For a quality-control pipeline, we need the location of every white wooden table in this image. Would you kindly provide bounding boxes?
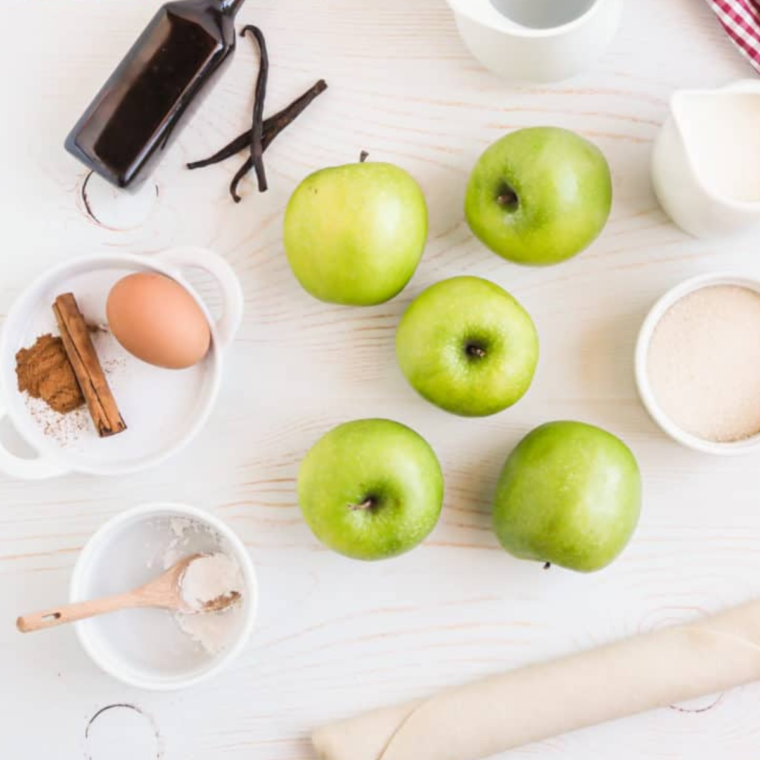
[2,1,760,757]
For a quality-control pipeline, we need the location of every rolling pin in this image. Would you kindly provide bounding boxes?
[313,600,760,760]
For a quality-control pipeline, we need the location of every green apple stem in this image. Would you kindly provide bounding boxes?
[497,188,519,210]
[466,344,487,359]
[348,497,375,511]
[360,150,369,163]
[543,562,552,570]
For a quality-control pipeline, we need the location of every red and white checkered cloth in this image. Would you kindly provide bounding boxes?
[708,0,760,72]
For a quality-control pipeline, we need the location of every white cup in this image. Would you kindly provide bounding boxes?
[0,246,244,478]
[635,272,760,456]
[444,0,624,83]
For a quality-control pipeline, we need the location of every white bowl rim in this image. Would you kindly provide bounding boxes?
[444,0,615,39]
[70,502,258,691]
[635,271,760,456]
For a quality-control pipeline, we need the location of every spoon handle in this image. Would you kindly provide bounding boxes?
[16,592,145,633]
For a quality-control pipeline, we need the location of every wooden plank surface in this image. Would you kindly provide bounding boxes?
[2,0,760,757]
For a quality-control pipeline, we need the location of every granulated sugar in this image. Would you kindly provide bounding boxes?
[647,285,760,443]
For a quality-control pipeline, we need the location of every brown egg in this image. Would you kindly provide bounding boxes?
[106,273,211,369]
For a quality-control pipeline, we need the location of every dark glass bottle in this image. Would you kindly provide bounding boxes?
[65,0,245,189]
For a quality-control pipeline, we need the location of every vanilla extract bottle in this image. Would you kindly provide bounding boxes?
[65,0,245,189]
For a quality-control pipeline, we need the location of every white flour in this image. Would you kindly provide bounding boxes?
[180,553,243,612]
[648,285,760,442]
[157,518,244,656]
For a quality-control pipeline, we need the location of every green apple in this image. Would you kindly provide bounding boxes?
[297,419,444,560]
[396,276,538,417]
[465,127,612,266]
[493,421,641,572]
[283,160,428,305]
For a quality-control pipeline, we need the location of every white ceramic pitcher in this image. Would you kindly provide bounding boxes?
[443,0,624,83]
[652,80,760,239]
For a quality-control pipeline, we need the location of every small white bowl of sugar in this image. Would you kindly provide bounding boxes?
[636,272,760,455]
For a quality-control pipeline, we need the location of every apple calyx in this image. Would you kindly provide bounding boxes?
[348,497,377,511]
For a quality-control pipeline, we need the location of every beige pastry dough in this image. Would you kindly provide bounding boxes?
[313,601,760,760]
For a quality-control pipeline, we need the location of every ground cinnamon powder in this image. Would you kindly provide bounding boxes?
[16,334,85,414]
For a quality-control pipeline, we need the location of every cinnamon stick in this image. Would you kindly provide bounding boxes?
[52,294,126,438]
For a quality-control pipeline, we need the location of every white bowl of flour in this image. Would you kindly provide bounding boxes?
[636,272,760,455]
[70,503,257,690]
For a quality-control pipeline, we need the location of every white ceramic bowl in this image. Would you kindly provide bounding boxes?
[635,272,760,456]
[443,0,623,84]
[0,247,243,479]
[70,503,257,691]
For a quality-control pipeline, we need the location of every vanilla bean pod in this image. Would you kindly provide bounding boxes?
[186,22,328,204]
[187,79,327,170]
[229,25,269,202]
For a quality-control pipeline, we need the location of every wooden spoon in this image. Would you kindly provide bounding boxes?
[16,554,241,634]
